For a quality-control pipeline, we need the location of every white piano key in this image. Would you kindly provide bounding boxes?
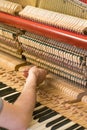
[0,86,9,90]
[27,128,33,130]
[2,91,19,99]
[74,127,81,130]
[31,106,49,126]
[40,118,67,130]
[29,119,39,129]
[75,126,86,130]
[29,114,62,130]
[56,121,75,130]
[34,104,45,111]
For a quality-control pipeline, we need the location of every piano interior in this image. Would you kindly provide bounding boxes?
[0,0,87,129]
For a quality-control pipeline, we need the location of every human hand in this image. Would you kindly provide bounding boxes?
[23,66,47,86]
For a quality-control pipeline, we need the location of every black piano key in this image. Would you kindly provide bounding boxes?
[46,116,66,127]
[34,109,53,120]
[0,87,16,97]
[65,123,81,130]
[51,119,71,130]
[4,92,20,100]
[76,126,85,130]
[4,92,21,103]
[33,106,48,116]
[38,111,58,123]
[0,82,7,88]
[35,102,41,108]
[7,97,19,103]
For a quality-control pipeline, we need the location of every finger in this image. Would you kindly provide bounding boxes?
[23,65,35,77]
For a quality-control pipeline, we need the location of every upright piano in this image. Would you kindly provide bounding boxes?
[0,0,87,129]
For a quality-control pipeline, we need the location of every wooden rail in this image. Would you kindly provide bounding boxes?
[0,12,87,50]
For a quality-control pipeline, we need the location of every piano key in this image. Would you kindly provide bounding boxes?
[32,107,52,126]
[32,111,57,127]
[0,86,15,91]
[65,123,83,130]
[51,119,71,130]
[33,105,53,121]
[4,92,21,103]
[7,97,19,103]
[42,116,81,130]
[38,111,58,123]
[33,106,48,116]
[0,84,20,103]
[56,121,75,130]
[0,87,16,97]
[29,114,62,130]
[46,116,66,127]
[35,102,41,108]
[34,104,46,112]
[32,112,77,130]
[76,126,85,130]
[3,91,20,100]
[0,87,10,91]
[34,109,53,120]
[0,82,7,88]
[27,129,32,130]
